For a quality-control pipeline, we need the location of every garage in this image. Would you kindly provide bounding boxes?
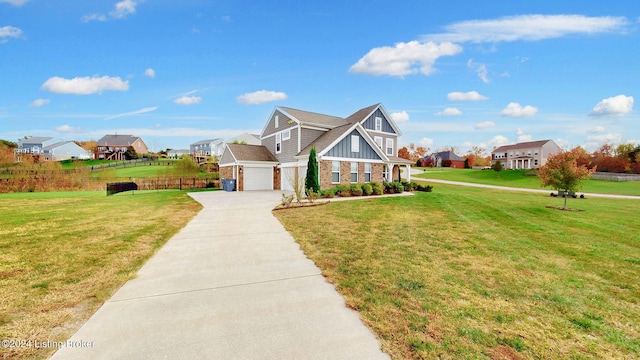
[243,166,273,191]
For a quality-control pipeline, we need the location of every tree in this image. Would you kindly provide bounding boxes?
[305,146,319,195]
[124,146,139,160]
[492,160,503,173]
[398,146,411,160]
[537,148,596,209]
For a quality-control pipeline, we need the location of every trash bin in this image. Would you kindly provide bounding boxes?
[222,178,236,192]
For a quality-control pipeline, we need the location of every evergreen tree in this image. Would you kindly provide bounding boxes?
[305,146,320,194]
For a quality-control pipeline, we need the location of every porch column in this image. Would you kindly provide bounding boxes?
[406,164,411,182]
[528,159,531,168]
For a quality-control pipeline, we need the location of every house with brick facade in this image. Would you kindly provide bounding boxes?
[491,139,561,170]
[95,134,148,160]
[219,103,412,191]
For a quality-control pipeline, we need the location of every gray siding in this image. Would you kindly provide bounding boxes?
[362,109,396,134]
[219,148,236,164]
[262,110,295,137]
[300,127,325,152]
[278,127,299,163]
[325,130,382,160]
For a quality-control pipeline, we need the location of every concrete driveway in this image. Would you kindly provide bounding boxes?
[52,190,389,360]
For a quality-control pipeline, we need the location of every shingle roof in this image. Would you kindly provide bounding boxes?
[96,135,141,146]
[345,103,380,123]
[298,123,355,156]
[493,140,552,153]
[21,136,54,144]
[226,144,278,162]
[279,107,346,128]
[191,138,223,146]
[431,151,463,161]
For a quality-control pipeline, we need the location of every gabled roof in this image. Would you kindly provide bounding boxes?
[297,122,389,162]
[345,103,380,124]
[21,136,54,144]
[431,151,463,161]
[191,138,223,146]
[278,107,345,128]
[96,134,142,146]
[43,141,71,151]
[225,144,278,162]
[493,140,553,153]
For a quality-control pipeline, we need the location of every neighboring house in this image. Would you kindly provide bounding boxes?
[421,151,465,168]
[227,133,261,146]
[14,137,90,161]
[219,103,413,191]
[190,138,225,157]
[167,149,190,159]
[491,139,561,169]
[95,134,149,160]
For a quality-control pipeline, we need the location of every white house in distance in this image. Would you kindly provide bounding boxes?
[227,132,261,145]
[15,136,91,161]
[491,139,561,170]
[190,139,225,158]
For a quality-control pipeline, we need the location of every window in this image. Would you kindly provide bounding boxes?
[375,117,382,131]
[275,115,279,128]
[331,161,340,183]
[374,136,383,149]
[509,152,514,157]
[527,150,532,156]
[386,138,393,155]
[351,135,360,152]
[276,133,281,154]
[383,165,390,181]
[534,150,539,156]
[364,163,371,182]
[282,129,290,140]
[350,162,358,183]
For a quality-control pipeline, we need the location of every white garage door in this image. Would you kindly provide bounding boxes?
[243,167,273,191]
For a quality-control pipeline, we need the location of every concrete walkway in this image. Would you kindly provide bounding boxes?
[52,191,389,360]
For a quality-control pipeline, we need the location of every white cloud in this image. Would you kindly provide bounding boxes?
[105,106,158,120]
[236,90,287,105]
[586,133,624,148]
[349,40,462,77]
[419,137,434,148]
[174,96,202,105]
[424,15,629,43]
[144,68,155,78]
[56,124,82,133]
[589,95,633,117]
[476,64,490,83]
[435,107,462,116]
[390,110,410,122]
[0,26,22,43]
[588,126,605,133]
[488,135,510,149]
[517,129,533,142]
[29,98,50,108]
[110,0,139,19]
[40,75,129,95]
[501,102,538,117]
[82,0,140,22]
[475,121,495,129]
[81,14,107,22]
[0,0,29,6]
[447,91,488,101]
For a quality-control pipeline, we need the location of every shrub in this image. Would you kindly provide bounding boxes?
[370,182,383,195]
[320,188,337,198]
[383,181,393,194]
[362,183,373,196]
[350,183,363,196]
[336,184,351,197]
[416,184,433,192]
[391,181,404,193]
[443,159,452,167]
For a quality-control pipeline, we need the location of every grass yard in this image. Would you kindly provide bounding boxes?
[414,168,640,196]
[274,186,640,359]
[0,190,201,360]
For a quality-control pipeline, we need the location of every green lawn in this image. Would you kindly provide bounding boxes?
[414,168,640,196]
[275,186,640,359]
[0,190,201,360]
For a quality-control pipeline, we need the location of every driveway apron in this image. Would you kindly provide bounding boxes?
[51,190,389,360]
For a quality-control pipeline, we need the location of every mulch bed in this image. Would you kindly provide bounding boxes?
[273,201,330,211]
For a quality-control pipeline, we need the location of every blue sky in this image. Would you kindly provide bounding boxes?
[1,0,638,153]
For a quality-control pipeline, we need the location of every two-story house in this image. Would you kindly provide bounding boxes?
[95,134,148,160]
[15,137,90,161]
[491,139,561,170]
[219,103,412,191]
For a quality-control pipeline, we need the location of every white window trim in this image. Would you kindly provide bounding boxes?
[364,163,371,182]
[282,129,291,141]
[276,133,282,154]
[375,117,382,132]
[331,161,340,184]
[374,136,383,149]
[350,162,358,183]
[351,135,360,153]
[386,138,393,156]
[275,115,279,128]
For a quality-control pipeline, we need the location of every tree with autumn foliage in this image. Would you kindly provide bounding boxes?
[537,148,596,210]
